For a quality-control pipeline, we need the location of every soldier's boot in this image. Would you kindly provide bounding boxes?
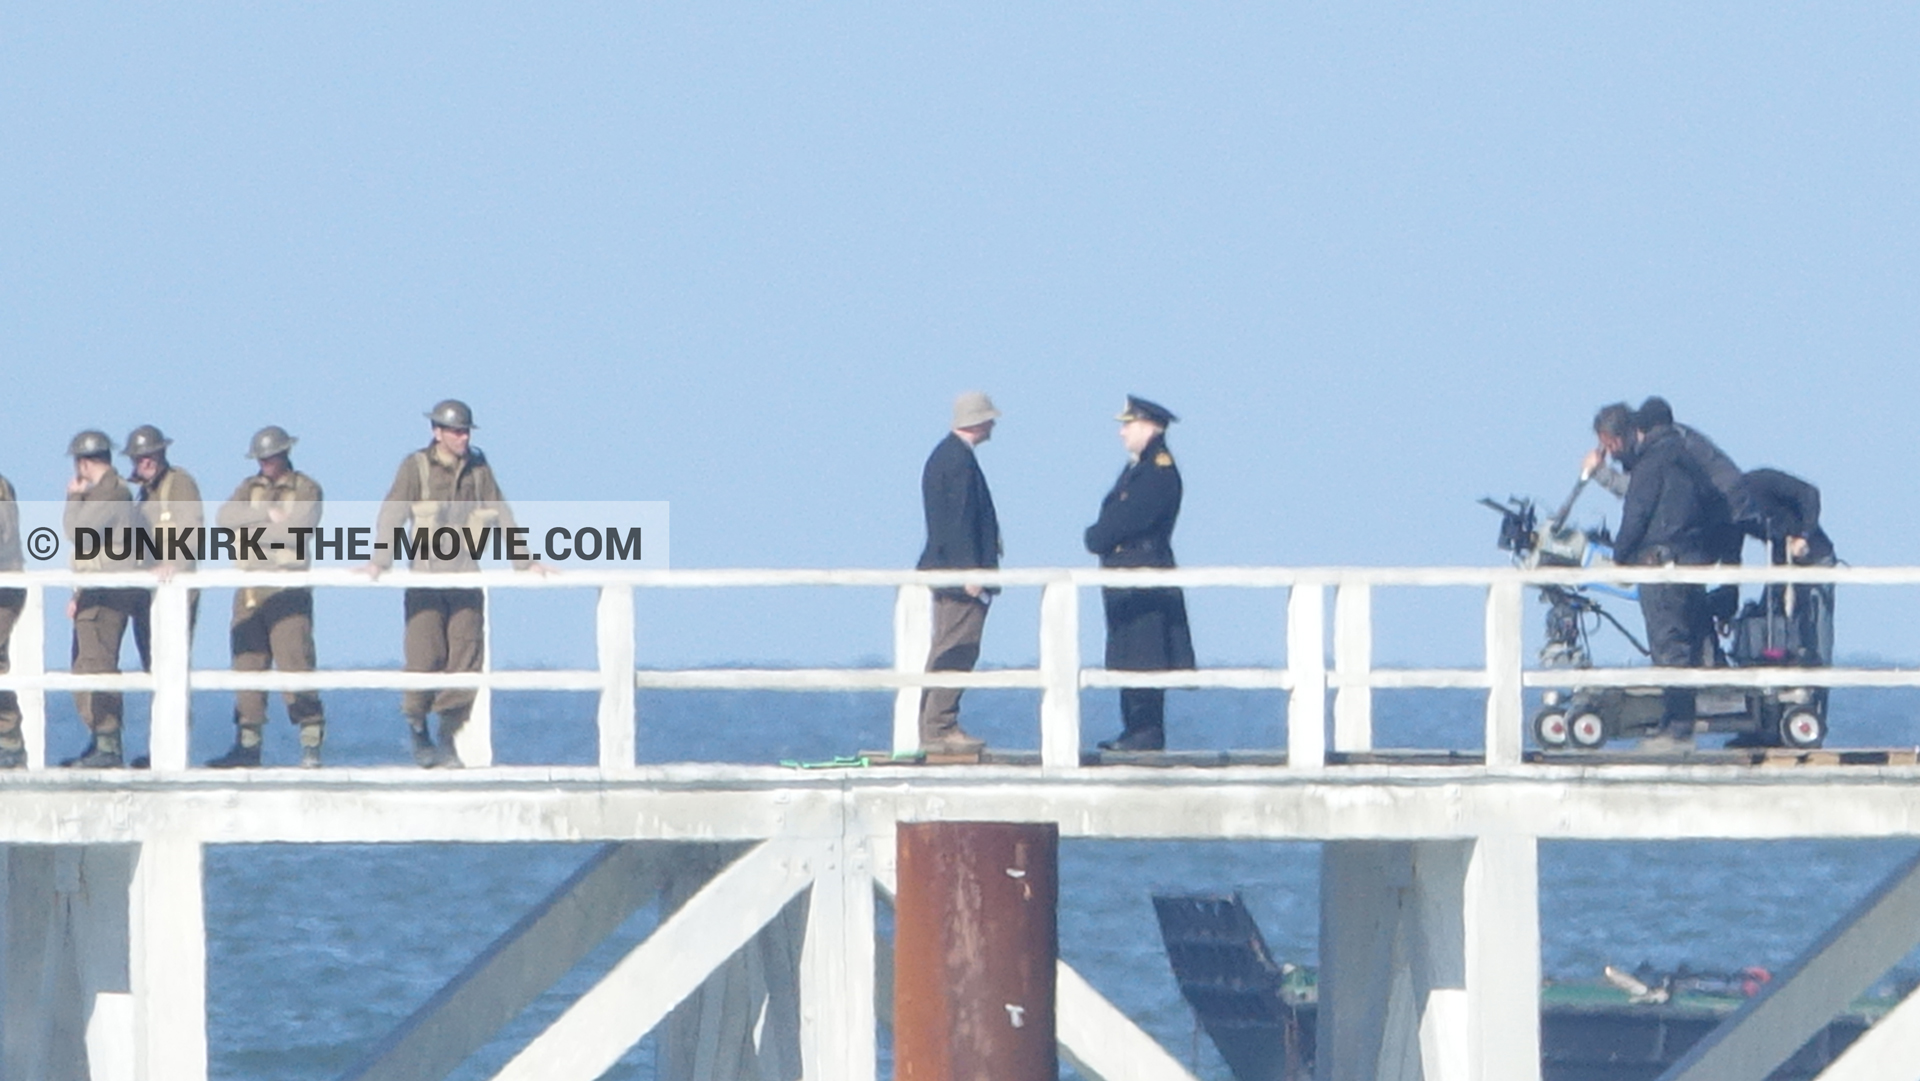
[299,722,324,769]
[208,726,264,769]
[431,713,465,770]
[407,716,436,767]
[64,731,123,769]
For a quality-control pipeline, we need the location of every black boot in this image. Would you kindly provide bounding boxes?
[1099,689,1168,751]
[208,728,264,768]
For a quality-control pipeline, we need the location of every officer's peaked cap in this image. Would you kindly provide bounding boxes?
[1116,395,1177,426]
[427,399,478,429]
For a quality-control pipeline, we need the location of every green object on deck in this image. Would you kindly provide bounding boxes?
[777,754,875,770]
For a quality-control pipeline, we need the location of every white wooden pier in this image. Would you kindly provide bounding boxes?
[2,563,1920,1081]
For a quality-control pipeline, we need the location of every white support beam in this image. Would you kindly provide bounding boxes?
[596,585,637,770]
[1332,582,1373,752]
[1814,983,1920,1081]
[1412,842,1470,1081]
[892,585,932,755]
[454,586,495,768]
[1318,839,1540,1081]
[130,835,206,1081]
[1482,581,1524,766]
[15,585,46,770]
[147,583,192,772]
[799,837,876,1081]
[1662,849,1920,1081]
[1287,584,1327,769]
[1057,963,1202,1081]
[660,891,807,1081]
[487,837,822,1081]
[1039,579,1082,768]
[3,846,137,1080]
[1465,836,1540,1081]
[344,842,724,1081]
[1320,842,1416,1081]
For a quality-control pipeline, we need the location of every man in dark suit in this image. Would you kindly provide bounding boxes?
[915,392,1002,753]
[1085,395,1194,751]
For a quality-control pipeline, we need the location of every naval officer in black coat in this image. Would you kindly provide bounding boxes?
[1084,395,1195,751]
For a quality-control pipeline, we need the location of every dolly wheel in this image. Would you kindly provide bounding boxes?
[1534,711,1570,749]
[1779,708,1827,750]
[1569,712,1608,749]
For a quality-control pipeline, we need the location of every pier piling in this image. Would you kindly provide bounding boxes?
[895,821,1058,1081]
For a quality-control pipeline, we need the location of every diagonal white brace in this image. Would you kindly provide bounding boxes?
[1813,981,1920,1081]
[343,842,740,1081]
[1661,848,1920,1081]
[486,836,823,1081]
[1057,963,1202,1081]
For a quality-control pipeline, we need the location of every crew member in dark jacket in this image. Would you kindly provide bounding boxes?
[1612,411,1733,745]
[1736,467,1836,669]
[1588,398,1745,633]
[1737,468,1834,567]
[1084,395,1194,751]
[915,392,1002,754]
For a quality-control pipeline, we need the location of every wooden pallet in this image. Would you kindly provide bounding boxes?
[857,747,1015,766]
[1755,747,1920,768]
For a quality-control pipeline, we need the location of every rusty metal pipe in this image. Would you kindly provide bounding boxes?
[895,821,1058,1081]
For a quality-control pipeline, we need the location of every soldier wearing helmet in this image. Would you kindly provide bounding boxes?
[0,471,23,768]
[123,424,205,672]
[208,426,327,768]
[62,429,141,767]
[364,400,541,767]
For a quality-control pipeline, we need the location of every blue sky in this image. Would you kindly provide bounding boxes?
[5,5,1918,667]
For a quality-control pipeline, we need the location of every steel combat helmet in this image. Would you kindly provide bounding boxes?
[426,399,477,430]
[122,424,173,459]
[68,430,113,459]
[247,425,297,460]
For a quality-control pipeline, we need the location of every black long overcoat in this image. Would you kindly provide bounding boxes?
[1083,434,1195,671]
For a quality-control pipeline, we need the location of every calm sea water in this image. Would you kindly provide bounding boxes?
[69,685,1919,1080]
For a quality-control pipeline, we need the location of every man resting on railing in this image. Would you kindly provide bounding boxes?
[364,399,544,768]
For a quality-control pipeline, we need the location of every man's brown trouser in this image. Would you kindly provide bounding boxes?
[917,591,988,741]
[0,589,22,746]
[71,588,144,735]
[403,587,483,725]
[231,587,323,729]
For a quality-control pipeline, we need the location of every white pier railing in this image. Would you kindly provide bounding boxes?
[0,564,1904,772]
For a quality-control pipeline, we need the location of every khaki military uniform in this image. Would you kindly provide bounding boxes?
[374,445,527,726]
[130,465,203,671]
[218,469,324,733]
[66,470,140,736]
[0,476,24,750]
